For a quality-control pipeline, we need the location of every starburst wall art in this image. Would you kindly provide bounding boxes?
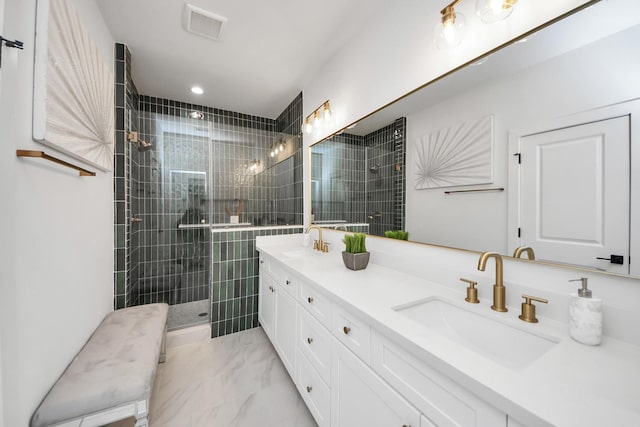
[414,115,494,190]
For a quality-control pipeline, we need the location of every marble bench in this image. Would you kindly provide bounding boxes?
[30,303,169,427]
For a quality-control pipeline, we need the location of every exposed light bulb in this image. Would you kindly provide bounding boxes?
[270,150,275,157]
[323,105,332,121]
[278,142,285,152]
[434,7,466,50]
[304,118,313,134]
[475,0,517,23]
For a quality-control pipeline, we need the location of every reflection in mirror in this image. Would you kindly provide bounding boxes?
[311,118,406,236]
[310,0,640,276]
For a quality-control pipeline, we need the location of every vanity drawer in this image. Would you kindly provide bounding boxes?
[260,255,297,297]
[371,331,506,427]
[297,348,331,427]
[298,304,332,385]
[298,280,332,328]
[332,303,371,365]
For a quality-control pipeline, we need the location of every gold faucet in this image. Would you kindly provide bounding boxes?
[513,246,535,260]
[477,252,508,312]
[305,225,323,252]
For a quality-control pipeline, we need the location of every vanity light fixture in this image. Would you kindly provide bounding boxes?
[303,100,332,134]
[435,0,518,49]
[434,0,466,50]
[191,86,204,95]
[188,110,204,119]
[475,0,518,23]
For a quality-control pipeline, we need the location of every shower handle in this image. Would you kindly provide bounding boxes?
[130,217,143,223]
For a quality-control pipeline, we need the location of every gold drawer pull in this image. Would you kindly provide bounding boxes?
[307,297,314,303]
[285,279,291,285]
[306,386,313,393]
[343,326,351,335]
[307,337,313,344]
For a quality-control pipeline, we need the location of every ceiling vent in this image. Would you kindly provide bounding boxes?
[183,4,227,41]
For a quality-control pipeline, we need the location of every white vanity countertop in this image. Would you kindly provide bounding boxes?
[257,235,640,427]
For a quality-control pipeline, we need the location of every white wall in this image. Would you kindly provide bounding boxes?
[405,25,640,253]
[0,0,5,422]
[0,0,114,425]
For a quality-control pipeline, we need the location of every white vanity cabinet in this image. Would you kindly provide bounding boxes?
[371,331,507,427]
[258,255,297,377]
[332,337,421,427]
[258,252,510,427]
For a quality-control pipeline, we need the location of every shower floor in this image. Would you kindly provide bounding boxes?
[167,299,210,331]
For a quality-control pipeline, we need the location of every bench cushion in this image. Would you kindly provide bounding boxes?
[31,303,168,427]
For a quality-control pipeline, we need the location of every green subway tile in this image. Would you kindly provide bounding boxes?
[115,295,125,309]
[213,243,221,262]
[232,318,239,333]
[115,272,125,294]
[115,225,126,248]
[233,299,240,317]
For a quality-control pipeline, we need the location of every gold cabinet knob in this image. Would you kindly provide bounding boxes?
[307,337,313,344]
[519,294,548,323]
[286,280,291,285]
[307,297,314,304]
[343,326,351,335]
[306,386,313,393]
[460,278,479,304]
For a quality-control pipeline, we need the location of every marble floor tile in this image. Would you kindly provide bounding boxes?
[106,326,317,427]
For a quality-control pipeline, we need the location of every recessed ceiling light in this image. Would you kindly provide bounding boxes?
[191,86,204,95]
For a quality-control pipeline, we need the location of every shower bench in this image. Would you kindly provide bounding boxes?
[30,303,169,427]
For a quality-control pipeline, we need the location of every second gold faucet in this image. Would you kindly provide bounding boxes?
[477,251,507,312]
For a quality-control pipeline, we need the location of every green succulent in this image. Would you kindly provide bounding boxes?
[343,233,367,254]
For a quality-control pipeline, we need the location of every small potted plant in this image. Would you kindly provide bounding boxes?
[384,230,409,241]
[342,233,370,271]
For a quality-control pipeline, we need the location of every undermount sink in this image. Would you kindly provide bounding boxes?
[394,297,559,371]
[280,247,318,259]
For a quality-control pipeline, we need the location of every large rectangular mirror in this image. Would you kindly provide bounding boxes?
[311,0,640,277]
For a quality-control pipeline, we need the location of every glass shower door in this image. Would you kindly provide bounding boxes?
[130,114,213,330]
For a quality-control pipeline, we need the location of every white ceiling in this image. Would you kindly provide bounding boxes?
[96,0,385,119]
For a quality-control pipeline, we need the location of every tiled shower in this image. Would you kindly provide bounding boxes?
[114,43,304,333]
[311,118,406,236]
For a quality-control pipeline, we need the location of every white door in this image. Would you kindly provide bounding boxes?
[519,116,630,274]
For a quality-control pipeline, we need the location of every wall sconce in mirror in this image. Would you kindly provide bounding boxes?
[248,159,260,172]
[303,100,332,134]
[270,139,286,157]
[435,0,518,49]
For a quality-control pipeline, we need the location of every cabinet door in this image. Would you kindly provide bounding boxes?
[258,273,275,339]
[274,283,297,377]
[332,338,420,427]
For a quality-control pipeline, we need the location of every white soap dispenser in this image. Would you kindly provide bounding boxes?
[568,278,602,346]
